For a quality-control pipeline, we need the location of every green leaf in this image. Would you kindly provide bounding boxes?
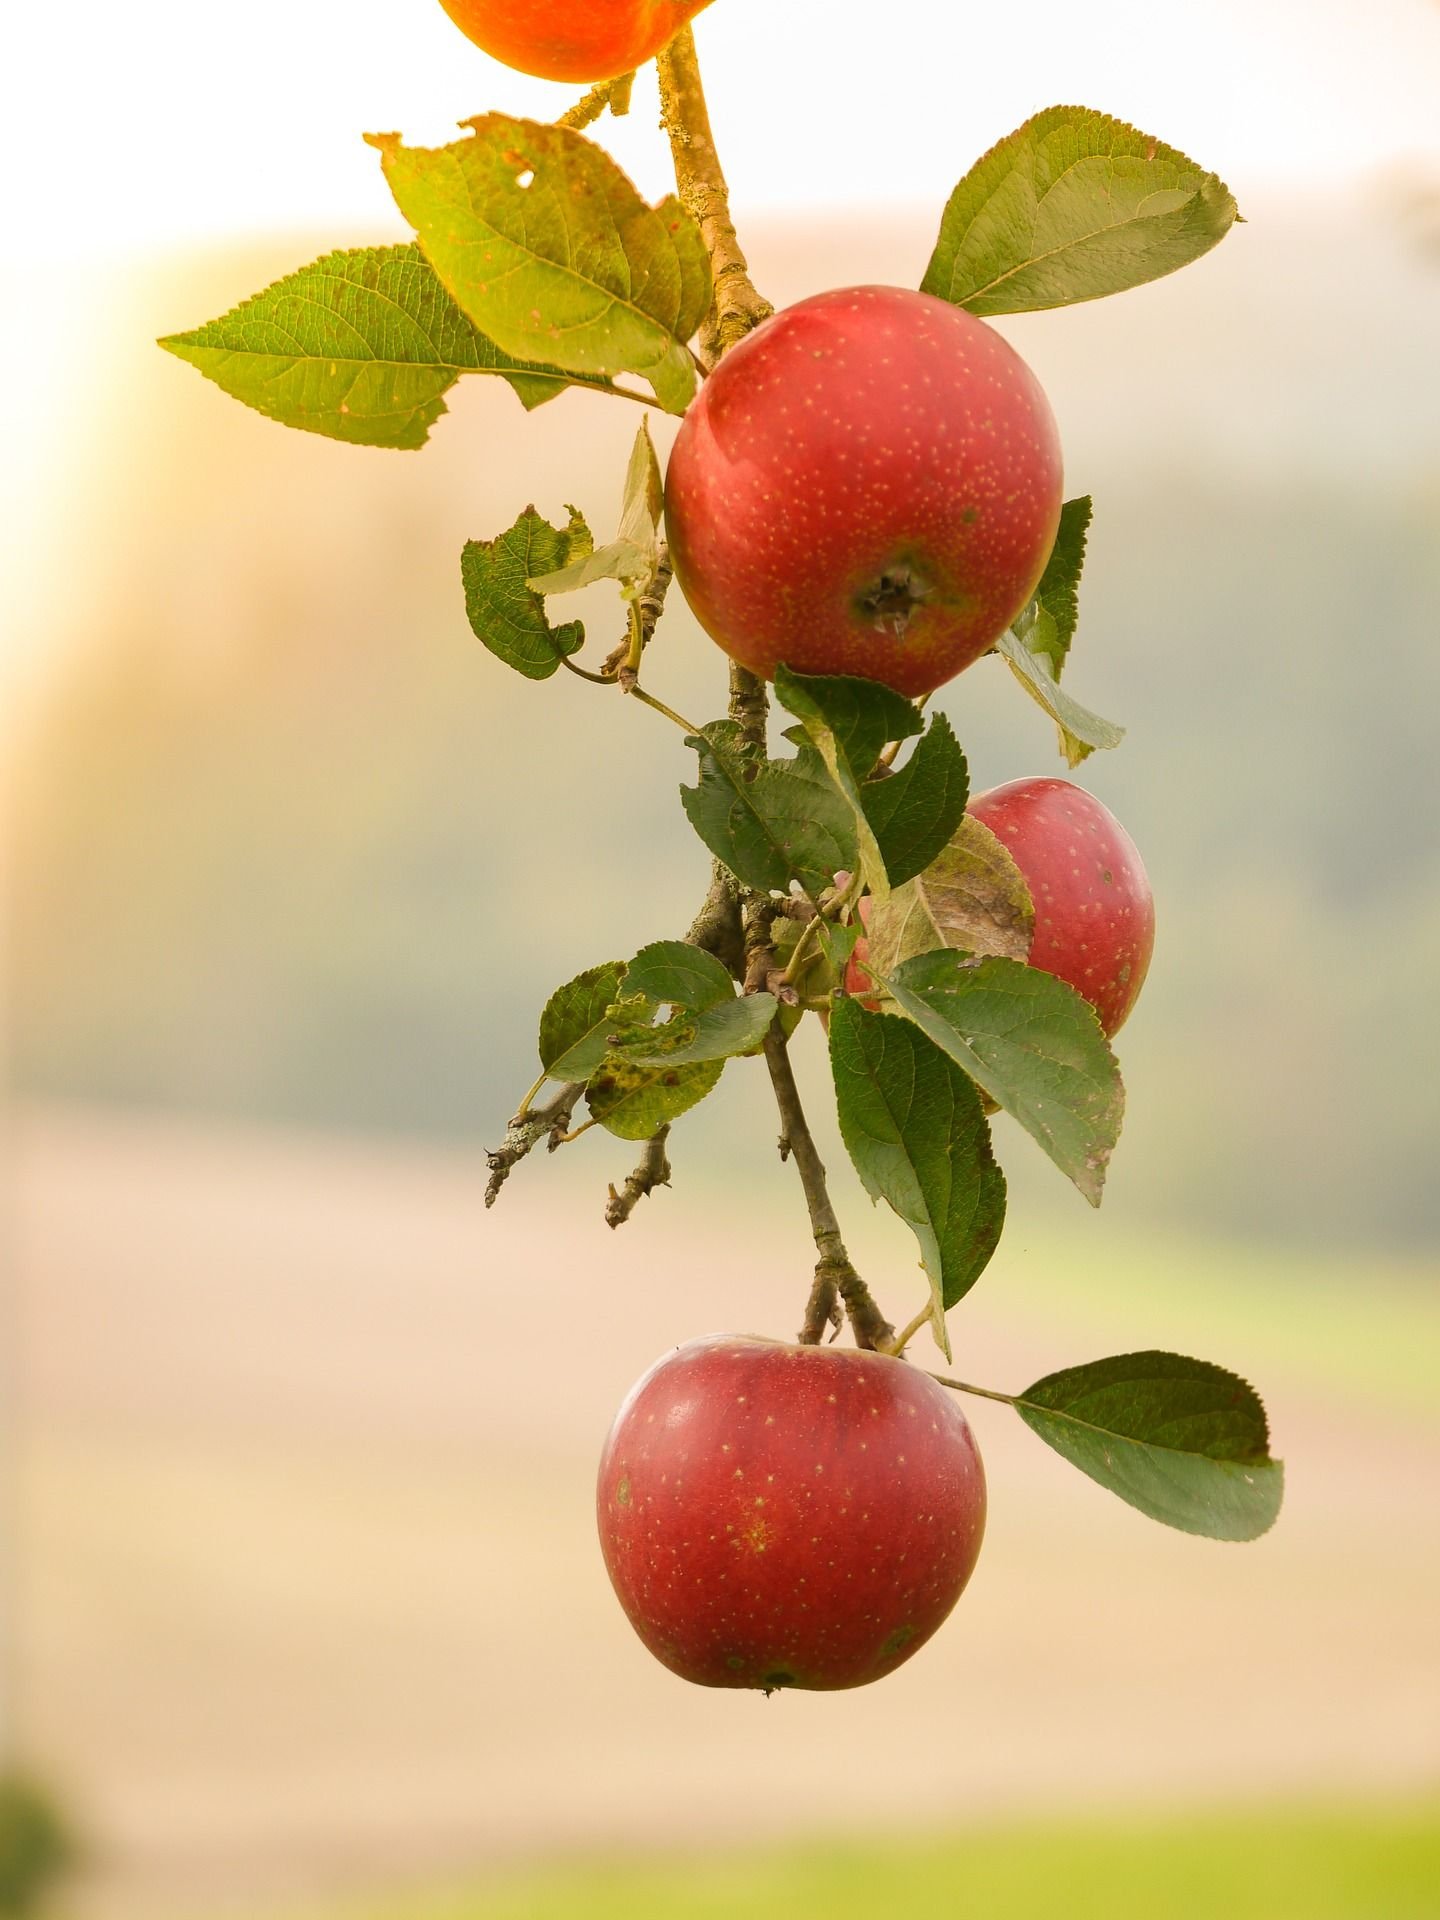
[994,495,1122,767]
[882,949,1124,1205]
[461,506,591,680]
[680,721,857,899]
[857,711,971,888]
[773,668,925,901]
[1010,1351,1284,1541]
[585,996,724,1139]
[528,420,663,597]
[618,993,778,1067]
[922,107,1240,316]
[1030,496,1093,667]
[370,116,710,413]
[623,940,735,1013]
[157,244,601,450]
[995,624,1126,768]
[537,961,627,1081]
[830,1001,1006,1356]
[864,816,1035,990]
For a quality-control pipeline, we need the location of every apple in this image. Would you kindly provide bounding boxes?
[435,0,712,83]
[597,1334,986,1690]
[968,777,1154,1037]
[845,780,1154,1037]
[664,285,1063,698]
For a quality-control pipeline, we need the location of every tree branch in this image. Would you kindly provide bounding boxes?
[655,27,774,364]
[556,72,635,131]
[762,1028,894,1350]
[485,1083,584,1207]
[605,1125,673,1229]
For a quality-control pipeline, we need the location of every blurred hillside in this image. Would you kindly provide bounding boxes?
[8,197,1440,1251]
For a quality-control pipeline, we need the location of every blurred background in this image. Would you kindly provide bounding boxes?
[3,1,1439,1915]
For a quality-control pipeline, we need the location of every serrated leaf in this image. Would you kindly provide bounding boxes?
[585,998,724,1140]
[858,711,971,887]
[623,940,735,1013]
[882,949,1124,1205]
[680,721,857,899]
[370,116,710,414]
[461,507,591,680]
[157,244,606,450]
[864,816,1035,992]
[922,106,1240,316]
[1030,496,1093,667]
[619,993,778,1067]
[528,420,662,596]
[537,961,627,1080]
[995,625,1126,768]
[774,668,926,902]
[1011,1351,1283,1540]
[830,1002,1006,1355]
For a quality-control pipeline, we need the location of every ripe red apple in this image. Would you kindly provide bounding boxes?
[597,1334,986,1691]
[845,781,1154,1037]
[435,0,711,82]
[969,777,1154,1037]
[664,286,1063,698]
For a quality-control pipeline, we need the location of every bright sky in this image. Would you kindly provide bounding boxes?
[14,0,1440,259]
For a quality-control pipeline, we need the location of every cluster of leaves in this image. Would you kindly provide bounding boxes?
[160,90,1281,1541]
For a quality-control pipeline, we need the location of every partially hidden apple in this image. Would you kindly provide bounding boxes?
[665,285,1063,697]
[597,1335,986,1691]
[845,778,1155,1037]
[435,0,712,83]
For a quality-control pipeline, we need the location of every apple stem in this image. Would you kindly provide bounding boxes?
[556,71,635,132]
[883,1302,937,1358]
[656,27,774,364]
[926,1373,1018,1410]
[762,1026,895,1351]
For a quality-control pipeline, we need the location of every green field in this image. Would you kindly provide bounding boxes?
[297,1804,1440,1920]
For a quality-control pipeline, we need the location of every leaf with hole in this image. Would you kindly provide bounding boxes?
[370,116,710,413]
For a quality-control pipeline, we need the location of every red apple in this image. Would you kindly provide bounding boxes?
[597,1334,986,1691]
[435,0,711,82]
[664,285,1063,698]
[843,781,1153,1036]
[968,777,1154,1037]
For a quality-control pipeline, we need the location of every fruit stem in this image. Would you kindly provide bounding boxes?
[882,1301,937,1358]
[656,27,774,364]
[762,1027,895,1352]
[556,72,635,131]
[926,1373,1018,1409]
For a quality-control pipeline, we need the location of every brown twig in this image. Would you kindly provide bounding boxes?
[605,1125,673,1228]
[762,1028,894,1350]
[556,72,635,131]
[485,1082,585,1207]
[655,28,774,364]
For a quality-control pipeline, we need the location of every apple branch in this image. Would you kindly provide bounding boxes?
[556,71,635,131]
[656,26,773,363]
[484,1082,584,1207]
[762,1027,895,1351]
[605,1125,673,1229]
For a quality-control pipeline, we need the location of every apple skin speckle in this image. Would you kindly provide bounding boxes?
[664,285,1064,699]
[597,1335,986,1691]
